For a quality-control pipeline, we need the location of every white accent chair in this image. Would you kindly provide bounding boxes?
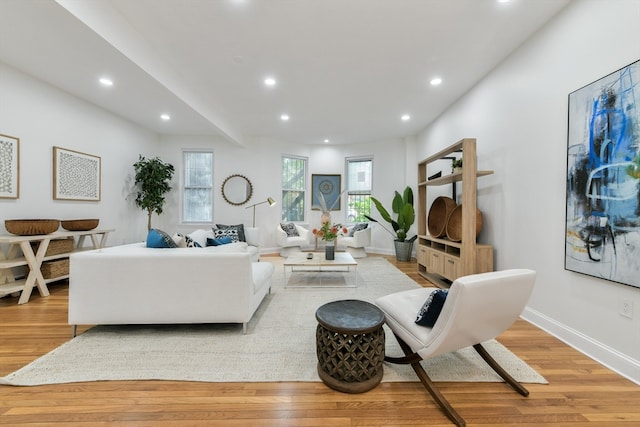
[375,269,536,427]
[276,223,310,257]
[338,224,371,258]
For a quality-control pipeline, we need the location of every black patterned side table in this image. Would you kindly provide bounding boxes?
[315,299,385,393]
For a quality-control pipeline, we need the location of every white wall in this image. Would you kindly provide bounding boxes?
[415,0,640,383]
[156,135,411,253]
[0,62,160,245]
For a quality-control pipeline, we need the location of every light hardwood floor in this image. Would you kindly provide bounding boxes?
[1,255,638,426]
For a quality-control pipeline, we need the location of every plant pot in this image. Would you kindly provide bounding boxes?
[325,240,335,260]
[394,240,414,262]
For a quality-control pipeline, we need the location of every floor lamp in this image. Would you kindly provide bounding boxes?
[245,197,276,227]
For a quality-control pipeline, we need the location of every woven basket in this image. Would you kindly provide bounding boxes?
[427,196,457,237]
[445,205,483,242]
[61,219,99,231]
[5,219,59,236]
[40,259,69,279]
[30,238,73,256]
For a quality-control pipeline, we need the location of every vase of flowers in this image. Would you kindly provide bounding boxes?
[313,222,347,260]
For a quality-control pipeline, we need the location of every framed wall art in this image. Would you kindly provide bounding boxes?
[53,146,101,201]
[311,174,341,211]
[565,59,640,288]
[0,133,20,199]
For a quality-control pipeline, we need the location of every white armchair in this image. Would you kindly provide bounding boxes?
[276,223,310,257]
[338,224,371,258]
[375,269,536,427]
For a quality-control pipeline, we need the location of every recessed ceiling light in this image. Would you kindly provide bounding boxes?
[430,77,442,86]
[99,77,113,87]
[280,114,290,121]
[160,114,171,121]
[324,139,330,143]
[264,77,276,87]
[401,114,411,121]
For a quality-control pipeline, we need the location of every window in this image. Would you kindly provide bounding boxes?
[346,157,372,223]
[183,150,213,223]
[281,155,307,221]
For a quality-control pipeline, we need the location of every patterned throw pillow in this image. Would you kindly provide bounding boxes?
[213,228,239,243]
[348,222,368,237]
[280,222,299,237]
[184,234,202,247]
[215,224,246,242]
[415,289,448,327]
[146,229,178,248]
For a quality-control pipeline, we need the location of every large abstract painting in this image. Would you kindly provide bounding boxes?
[53,146,101,201]
[565,59,640,288]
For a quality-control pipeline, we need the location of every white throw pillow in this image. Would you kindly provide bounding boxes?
[172,233,187,248]
[188,229,214,248]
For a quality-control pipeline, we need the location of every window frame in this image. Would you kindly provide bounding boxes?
[345,156,373,224]
[181,149,214,224]
[281,154,308,222]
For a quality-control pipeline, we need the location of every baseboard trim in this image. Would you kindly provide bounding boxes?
[522,307,640,385]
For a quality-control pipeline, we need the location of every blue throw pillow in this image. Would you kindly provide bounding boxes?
[415,289,448,327]
[206,236,233,246]
[146,229,178,248]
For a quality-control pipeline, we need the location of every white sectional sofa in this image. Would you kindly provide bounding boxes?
[68,242,274,334]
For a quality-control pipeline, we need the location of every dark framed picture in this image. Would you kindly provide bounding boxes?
[0,133,19,199]
[565,59,640,288]
[312,174,341,211]
[53,146,101,201]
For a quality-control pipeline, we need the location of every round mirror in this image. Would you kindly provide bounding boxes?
[222,174,253,206]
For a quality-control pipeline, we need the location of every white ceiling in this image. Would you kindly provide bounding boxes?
[0,0,571,146]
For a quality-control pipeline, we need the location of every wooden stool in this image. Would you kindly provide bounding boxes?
[315,299,385,393]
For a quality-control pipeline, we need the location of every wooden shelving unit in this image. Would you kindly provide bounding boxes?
[417,138,494,287]
[0,229,114,304]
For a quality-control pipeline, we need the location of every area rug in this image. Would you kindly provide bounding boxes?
[0,256,547,386]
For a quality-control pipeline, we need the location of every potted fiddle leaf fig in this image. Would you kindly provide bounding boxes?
[133,155,175,231]
[365,186,417,261]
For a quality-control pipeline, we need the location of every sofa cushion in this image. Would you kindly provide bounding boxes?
[280,222,299,237]
[202,241,249,254]
[216,224,246,242]
[213,228,239,242]
[146,229,178,248]
[252,261,275,294]
[244,227,260,247]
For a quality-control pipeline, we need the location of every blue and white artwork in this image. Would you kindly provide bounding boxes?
[566,59,640,288]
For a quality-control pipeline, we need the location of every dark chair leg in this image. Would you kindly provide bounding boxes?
[472,343,529,396]
[388,334,466,427]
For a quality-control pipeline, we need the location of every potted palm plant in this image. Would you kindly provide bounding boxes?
[133,155,175,231]
[365,186,417,261]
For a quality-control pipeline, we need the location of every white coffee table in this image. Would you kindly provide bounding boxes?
[283,252,358,288]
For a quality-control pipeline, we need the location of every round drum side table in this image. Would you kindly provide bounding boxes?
[315,299,385,393]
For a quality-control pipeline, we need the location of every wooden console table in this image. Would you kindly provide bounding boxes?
[0,229,114,304]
